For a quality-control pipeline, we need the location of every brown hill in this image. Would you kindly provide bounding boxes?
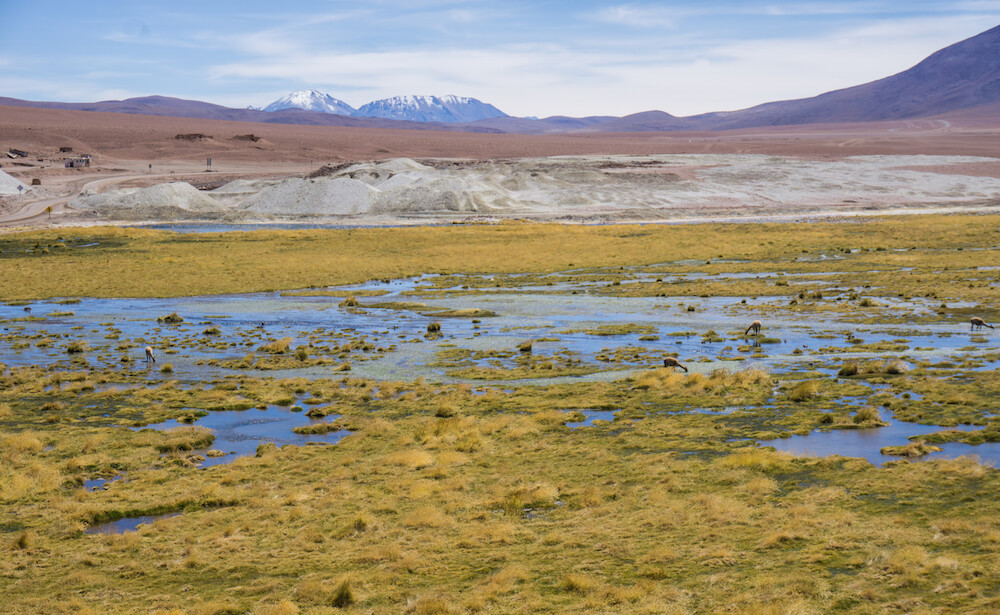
[3,103,1000,167]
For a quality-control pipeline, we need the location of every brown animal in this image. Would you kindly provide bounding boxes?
[971,317,994,331]
[144,346,156,363]
[745,320,762,335]
[663,356,688,372]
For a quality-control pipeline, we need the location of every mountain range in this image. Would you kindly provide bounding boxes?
[254,90,509,123]
[2,24,999,133]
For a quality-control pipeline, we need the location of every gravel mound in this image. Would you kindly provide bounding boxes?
[0,169,29,195]
[72,182,229,220]
[238,177,379,216]
[63,155,1000,224]
[210,179,282,207]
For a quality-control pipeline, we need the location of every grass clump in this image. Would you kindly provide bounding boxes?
[65,341,88,354]
[145,425,214,453]
[260,338,293,354]
[292,421,346,435]
[853,406,883,424]
[881,441,942,457]
[785,380,819,402]
[330,579,355,608]
[561,573,597,594]
[157,312,183,324]
[838,361,859,377]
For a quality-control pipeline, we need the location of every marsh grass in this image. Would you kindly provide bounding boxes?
[259,338,292,354]
[785,380,819,402]
[4,218,1000,613]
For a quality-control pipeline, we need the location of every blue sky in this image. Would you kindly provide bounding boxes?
[1,1,998,118]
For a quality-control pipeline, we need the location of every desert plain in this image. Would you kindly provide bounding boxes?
[2,105,1000,614]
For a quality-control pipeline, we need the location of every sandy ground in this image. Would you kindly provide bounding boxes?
[2,104,999,227]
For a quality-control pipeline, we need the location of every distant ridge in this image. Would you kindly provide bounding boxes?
[2,24,999,133]
[608,23,1000,131]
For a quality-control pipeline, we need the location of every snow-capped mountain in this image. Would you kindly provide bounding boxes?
[353,95,508,123]
[259,90,356,115]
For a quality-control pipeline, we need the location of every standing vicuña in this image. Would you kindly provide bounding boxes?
[971,317,994,331]
[663,357,688,372]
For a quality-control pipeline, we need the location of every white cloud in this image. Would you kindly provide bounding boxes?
[205,13,1000,117]
[588,4,677,28]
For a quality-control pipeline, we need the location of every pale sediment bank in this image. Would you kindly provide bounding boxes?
[15,154,1000,227]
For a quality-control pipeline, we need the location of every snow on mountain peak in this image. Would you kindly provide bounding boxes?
[354,95,507,123]
[259,90,507,123]
[261,90,356,115]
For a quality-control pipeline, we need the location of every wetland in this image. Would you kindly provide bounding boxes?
[2,215,1000,614]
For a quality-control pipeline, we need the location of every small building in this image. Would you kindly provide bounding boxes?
[64,155,92,168]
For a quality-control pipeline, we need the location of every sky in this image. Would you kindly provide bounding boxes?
[0,1,998,118]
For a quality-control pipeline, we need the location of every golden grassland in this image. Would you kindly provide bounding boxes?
[0,214,998,302]
[4,368,1000,614]
[1,215,1000,613]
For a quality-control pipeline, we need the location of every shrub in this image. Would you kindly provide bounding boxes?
[159,363,174,374]
[157,312,183,324]
[65,341,88,354]
[202,327,221,335]
[295,347,309,361]
[427,322,441,333]
[339,295,359,307]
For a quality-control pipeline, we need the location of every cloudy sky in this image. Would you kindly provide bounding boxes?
[1,1,997,118]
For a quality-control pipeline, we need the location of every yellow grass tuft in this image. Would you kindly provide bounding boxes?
[562,573,598,594]
[717,448,790,472]
[403,506,450,528]
[741,476,779,496]
[254,601,299,615]
[385,449,435,470]
[405,595,456,615]
[259,337,293,354]
[786,380,819,402]
[1,431,44,456]
[887,545,928,574]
